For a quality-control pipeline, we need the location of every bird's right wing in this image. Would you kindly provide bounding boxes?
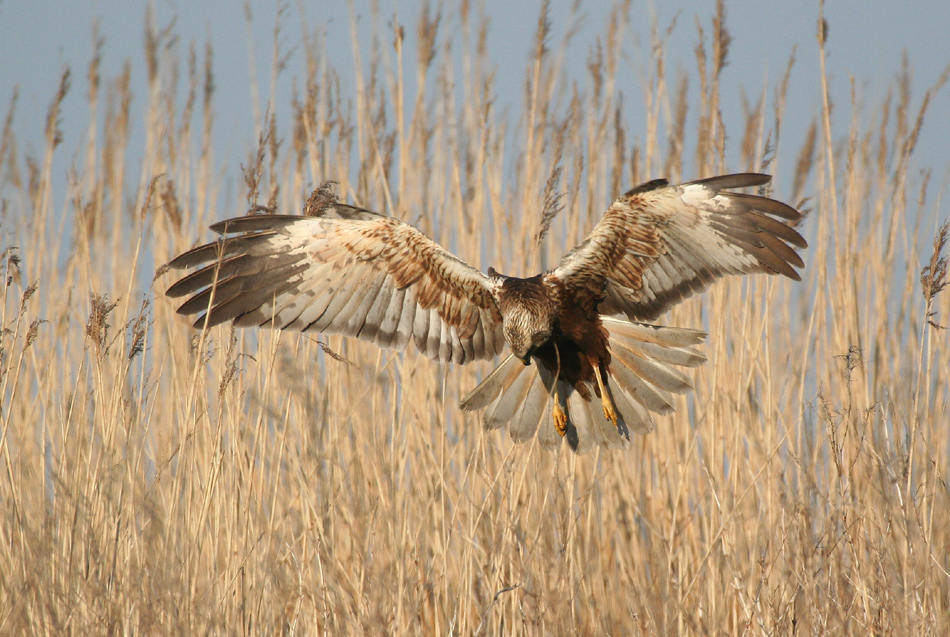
[551,174,807,321]
[165,205,505,364]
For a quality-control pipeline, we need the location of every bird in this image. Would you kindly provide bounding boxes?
[165,173,806,452]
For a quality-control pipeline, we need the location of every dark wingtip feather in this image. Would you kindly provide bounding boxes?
[206,208,381,235]
[191,313,219,330]
[689,173,772,190]
[326,204,387,221]
[729,192,802,221]
[166,242,224,271]
[722,234,803,280]
[209,214,304,234]
[165,256,239,298]
[624,178,670,197]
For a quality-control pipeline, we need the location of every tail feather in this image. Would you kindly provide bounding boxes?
[459,354,522,411]
[602,317,706,351]
[565,390,597,453]
[459,319,707,453]
[508,370,551,442]
[461,354,556,441]
[609,353,678,414]
[615,337,705,368]
[607,379,654,435]
[484,361,535,428]
[612,347,694,394]
[587,382,631,448]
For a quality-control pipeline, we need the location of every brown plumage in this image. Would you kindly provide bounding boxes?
[165,173,806,452]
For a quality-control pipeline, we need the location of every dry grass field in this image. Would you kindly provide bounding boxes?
[2,2,949,634]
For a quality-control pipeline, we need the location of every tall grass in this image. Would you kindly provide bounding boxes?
[2,2,949,634]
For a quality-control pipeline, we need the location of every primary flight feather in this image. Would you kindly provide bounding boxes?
[166,174,806,452]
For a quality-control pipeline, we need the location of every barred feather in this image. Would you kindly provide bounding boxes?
[167,209,505,364]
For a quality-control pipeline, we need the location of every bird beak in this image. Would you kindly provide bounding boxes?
[518,355,531,366]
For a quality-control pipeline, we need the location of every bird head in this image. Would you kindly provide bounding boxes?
[504,315,552,364]
[491,271,555,365]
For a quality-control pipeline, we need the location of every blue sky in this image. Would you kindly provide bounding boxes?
[1,1,948,220]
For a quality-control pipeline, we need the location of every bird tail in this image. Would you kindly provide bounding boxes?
[459,317,706,452]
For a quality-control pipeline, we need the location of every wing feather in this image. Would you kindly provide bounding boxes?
[306,261,368,333]
[166,208,505,364]
[181,261,310,327]
[390,289,417,351]
[341,271,389,334]
[354,277,392,340]
[410,295,432,355]
[551,173,807,321]
[282,264,350,329]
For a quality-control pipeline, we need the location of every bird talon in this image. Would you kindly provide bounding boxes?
[602,401,618,427]
[594,364,619,428]
[552,403,568,437]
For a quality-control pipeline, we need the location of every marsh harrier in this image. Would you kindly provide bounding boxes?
[166,174,805,452]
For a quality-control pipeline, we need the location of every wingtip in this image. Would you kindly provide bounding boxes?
[624,178,670,197]
[688,173,773,190]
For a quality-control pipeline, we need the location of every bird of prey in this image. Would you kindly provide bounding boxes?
[165,174,806,452]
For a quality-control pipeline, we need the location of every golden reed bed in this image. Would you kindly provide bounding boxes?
[1,2,948,633]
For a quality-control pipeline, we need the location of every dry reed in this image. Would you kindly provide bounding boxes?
[1,1,948,634]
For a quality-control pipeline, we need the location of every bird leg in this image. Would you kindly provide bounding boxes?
[552,386,568,437]
[550,342,568,437]
[595,364,619,427]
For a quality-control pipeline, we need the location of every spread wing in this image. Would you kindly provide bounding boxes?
[550,173,807,320]
[165,205,505,364]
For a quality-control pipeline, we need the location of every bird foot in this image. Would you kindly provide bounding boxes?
[594,364,619,428]
[552,403,568,437]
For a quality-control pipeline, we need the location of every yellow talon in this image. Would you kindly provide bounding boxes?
[595,364,619,427]
[552,402,568,437]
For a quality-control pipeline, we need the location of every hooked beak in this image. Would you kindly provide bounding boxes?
[518,355,532,366]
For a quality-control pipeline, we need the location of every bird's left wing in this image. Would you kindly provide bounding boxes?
[550,174,807,320]
[165,205,505,364]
